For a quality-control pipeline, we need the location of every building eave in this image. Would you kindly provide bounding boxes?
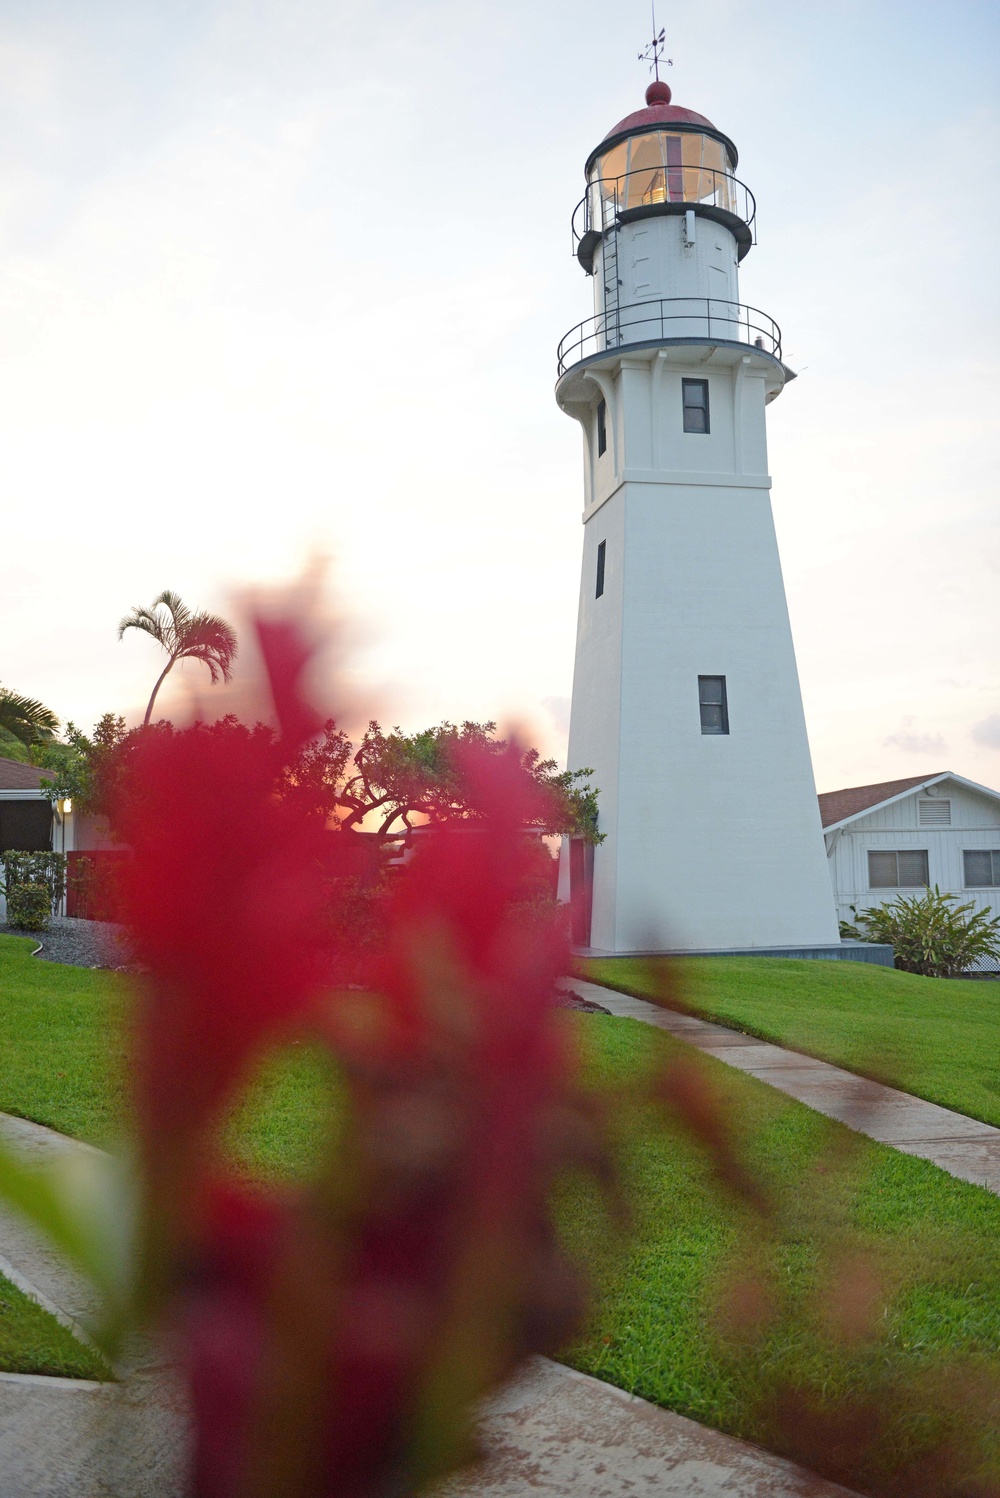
[821,771,1000,834]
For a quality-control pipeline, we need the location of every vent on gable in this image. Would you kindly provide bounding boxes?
[918,798,951,826]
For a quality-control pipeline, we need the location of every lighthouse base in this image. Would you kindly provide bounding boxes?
[573,941,895,967]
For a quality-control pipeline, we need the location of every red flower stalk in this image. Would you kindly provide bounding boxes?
[117,609,616,1496]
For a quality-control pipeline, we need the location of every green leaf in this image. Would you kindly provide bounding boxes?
[0,1138,135,1347]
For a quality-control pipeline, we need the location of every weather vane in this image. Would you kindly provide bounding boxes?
[638,3,673,81]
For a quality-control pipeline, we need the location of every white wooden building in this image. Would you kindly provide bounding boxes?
[820,773,1000,941]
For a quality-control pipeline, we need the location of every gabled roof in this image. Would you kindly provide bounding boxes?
[0,756,55,792]
[819,771,1000,832]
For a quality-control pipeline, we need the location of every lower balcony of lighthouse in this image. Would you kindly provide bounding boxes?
[555,297,792,405]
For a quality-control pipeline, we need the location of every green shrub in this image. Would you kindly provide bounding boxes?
[6,883,53,932]
[840,885,1000,977]
[1,852,66,910]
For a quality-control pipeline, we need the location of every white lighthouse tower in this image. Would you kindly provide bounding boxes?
[558,75,839,954]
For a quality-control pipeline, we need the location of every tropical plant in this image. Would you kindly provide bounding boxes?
[840,885,1000,977]
[118,590,237,726]
[0,686,59,756]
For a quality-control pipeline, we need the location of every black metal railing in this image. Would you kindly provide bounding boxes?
[572,165,756,255]
[556,297,782,375]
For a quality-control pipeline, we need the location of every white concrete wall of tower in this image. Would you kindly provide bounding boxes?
[593,213,741,327]
[564,476,838,952]
[557,346,839,954]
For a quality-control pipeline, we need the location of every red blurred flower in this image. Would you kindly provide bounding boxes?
[118,610,613,1497]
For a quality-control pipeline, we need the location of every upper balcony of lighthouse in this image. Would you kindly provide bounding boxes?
[574,81,755,274]
[557,80,788,395]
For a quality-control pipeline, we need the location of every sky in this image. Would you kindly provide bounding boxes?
[0,0,998,793]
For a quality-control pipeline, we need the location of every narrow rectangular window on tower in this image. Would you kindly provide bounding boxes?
[698,675,728,734]
[597,398,607,456]
[595,540,606,598]
[682,378,710,434]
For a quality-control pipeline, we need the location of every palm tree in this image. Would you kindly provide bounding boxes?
[0,687,59,752]
[119,590,238,727]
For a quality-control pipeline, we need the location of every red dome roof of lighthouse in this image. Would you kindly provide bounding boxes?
[605,80,717,138]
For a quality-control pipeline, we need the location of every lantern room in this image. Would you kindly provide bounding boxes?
[573,81,755,272]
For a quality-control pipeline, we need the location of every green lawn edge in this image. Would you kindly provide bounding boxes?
[0,1270,111,1380]
[575,955,1000,1130]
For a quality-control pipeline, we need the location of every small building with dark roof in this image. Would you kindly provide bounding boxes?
[819,773,1000,958]
[0,757,62,855]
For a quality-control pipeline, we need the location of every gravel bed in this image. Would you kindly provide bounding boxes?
[0,925,616,996]
[0,915,136,970]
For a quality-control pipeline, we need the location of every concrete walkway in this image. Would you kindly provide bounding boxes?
[438,1357,857,1497]
[0,1107,863,1497]
[0,1113,187,1497]
[568,978,1000,1194]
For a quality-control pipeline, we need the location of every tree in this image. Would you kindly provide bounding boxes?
[78,714,601,849]
[841,886,1000,978]
[118,590,238,726]
[273,718,601,845]
[35,715,130,817]
[0,687,58,759]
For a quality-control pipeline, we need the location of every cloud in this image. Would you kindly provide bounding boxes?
[543,695,571,736]
[972,715,1000,751]
[883,717,946,756]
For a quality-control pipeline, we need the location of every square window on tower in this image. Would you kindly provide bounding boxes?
[597,398,607,456]
[682,379,710,434]
[698,675,728,734]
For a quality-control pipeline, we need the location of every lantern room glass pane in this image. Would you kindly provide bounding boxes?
[591,131,735,218]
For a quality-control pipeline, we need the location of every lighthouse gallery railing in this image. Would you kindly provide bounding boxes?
[572,165,756,258]
[557,297,783,375]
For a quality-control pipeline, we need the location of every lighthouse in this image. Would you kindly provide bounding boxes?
[557,76,839,954]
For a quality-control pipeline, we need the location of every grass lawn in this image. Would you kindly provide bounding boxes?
[0,1273,110,1380]
[1,934,999,1487]
[577,955,1000,1129]
[0,934,127,1147]
[562,1017,1000,1491]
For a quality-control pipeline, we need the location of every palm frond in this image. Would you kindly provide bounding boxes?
[122,592,238,720]
[152,590,192,645]
[0,688,59,747]
[118,606,168,643]
[177,612,238,682]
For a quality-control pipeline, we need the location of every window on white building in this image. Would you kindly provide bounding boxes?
[918,799,951,825]
[682,379,710,434]
[868,850,929,889]
[596,540,606,599]
[964,850,1000,887]
[597,398,607,456]
[698,675,728,735]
